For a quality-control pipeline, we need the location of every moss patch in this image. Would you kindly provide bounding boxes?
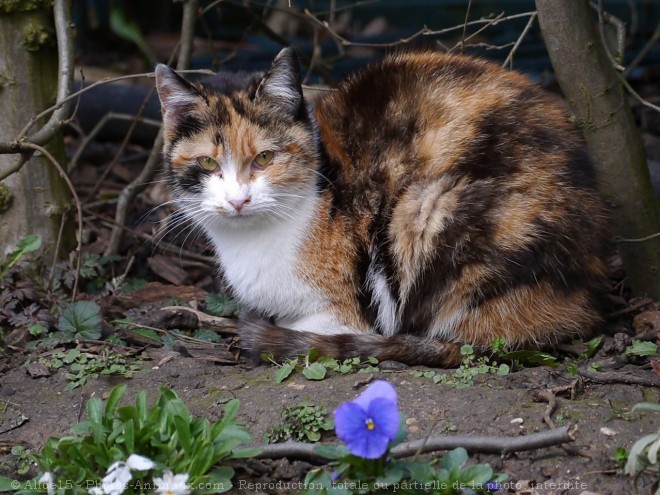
[0,0,52,14]
[0,73,17,91]
[0,183,13,213]
[22,20,54,51]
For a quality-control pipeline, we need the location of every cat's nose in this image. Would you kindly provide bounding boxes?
[228,197,251,212]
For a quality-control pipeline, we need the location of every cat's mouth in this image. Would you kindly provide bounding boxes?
[221,206,252,218]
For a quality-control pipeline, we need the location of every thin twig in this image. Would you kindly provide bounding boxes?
[104,132,164,256]
[618,74,660,114]
[533,389,558,429]
[533,388,590,458]
[0,70,212,159]
[121,322,234,346]
[48,208,69,289]
[606,298,653,319]
[448,12,507,54]
[458,0,473,54]
[201,0,380,23]
[304,10,535,49]
[502,12,537,69]
[595,0,626,71]
[83,103,160,203]
[105,0,198,256]
[21,143,82,301]
[624,21,660,77]
[254,425,576,463]
[68,113,161,173]
[615,231,660,243]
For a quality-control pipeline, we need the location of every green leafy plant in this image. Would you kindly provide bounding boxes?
[58,301,103,340]
[625,402,660,489]
[32,301,103,349]
[587,362,603,373]
[204,293,239,318]
[577,336,605,359]
[0,445,34,476]
[303,381,505,494]
[625,340,658,357]
[109,7,156,65]
[265,403,334,443]
[320,356,380,375]
[306,446,504,495]
[0,235,41,275]
[264,348,379,384]
[411,345,509,388]
[21,384,258,494]
[37,348,144,391]
[615,447,629,468]
[1,239,123,349]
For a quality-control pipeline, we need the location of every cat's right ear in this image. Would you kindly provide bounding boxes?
[155,64,203,124]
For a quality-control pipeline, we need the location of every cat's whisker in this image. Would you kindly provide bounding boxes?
[303,166,335,189]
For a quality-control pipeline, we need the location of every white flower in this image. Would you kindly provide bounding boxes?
[38,472,55,495]
[153,471,190,495]
[87,454,156,495]
[101,462,133,495]
[125,454,155,471]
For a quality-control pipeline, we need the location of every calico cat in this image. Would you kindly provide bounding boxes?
[155,48,608,367]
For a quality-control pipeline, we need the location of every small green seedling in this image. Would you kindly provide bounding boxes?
[264,348,379,383]
[265,403,334,443]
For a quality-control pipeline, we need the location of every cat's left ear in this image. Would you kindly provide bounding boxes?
[255,47,304,117]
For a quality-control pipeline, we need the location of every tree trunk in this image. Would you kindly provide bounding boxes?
[536,0,660,299]
[0,1,72,259]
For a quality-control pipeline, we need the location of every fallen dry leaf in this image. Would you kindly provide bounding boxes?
[633,311,660,334]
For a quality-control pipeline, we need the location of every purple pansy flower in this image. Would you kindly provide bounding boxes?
[333,380,400,459]
[486,481,501,493]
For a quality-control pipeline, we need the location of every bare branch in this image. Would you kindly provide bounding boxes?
[578,369,660,388]
[21,142,82,301]
[178,0,198,70]
[16,0,75,145]
[254,425,577,463]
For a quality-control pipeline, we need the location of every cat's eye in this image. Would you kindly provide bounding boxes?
[196,156,219,172]
[253,150,275,168]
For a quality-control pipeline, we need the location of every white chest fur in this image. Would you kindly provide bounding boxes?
[205,199,325,321]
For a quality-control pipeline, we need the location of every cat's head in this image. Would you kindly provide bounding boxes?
[155,48,319,229]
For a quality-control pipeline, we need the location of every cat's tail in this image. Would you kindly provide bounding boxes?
[237,316,464,367]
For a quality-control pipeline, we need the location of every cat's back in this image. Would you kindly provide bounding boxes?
[310,50,608,345]
[315,51,581,170]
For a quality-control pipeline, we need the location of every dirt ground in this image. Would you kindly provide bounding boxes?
[1,325,659,495]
